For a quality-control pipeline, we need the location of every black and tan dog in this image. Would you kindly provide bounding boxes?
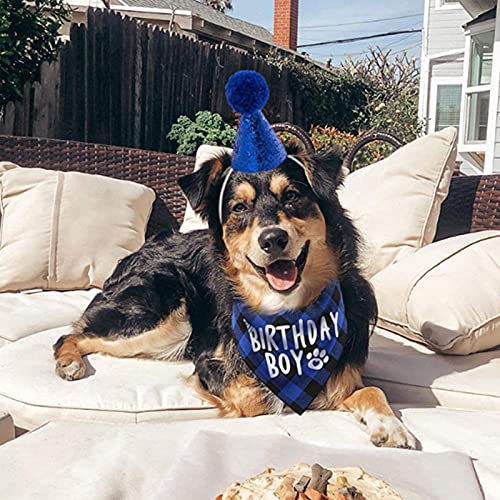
[53,144,416,448]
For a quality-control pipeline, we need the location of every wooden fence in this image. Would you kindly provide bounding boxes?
[0,9,304,152]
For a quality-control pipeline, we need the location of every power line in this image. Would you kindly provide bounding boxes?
[300,13,423,30]
[297,29,422,49]
[380,31,421,50]
[301,27,420,43]
[313,35,422,61]
[312,31,421,57]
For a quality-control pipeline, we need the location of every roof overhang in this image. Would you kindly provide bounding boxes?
[67,2,193,29]
[458,0,496,18]
[463,6,496,28]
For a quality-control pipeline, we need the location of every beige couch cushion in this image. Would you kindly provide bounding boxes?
[371,231,500,355]
[1,325,499,431]
[338,128,457,278]
[0,289,99,345]
[0,162,155,291]
[364,327,500,411]
[0,327,216,430]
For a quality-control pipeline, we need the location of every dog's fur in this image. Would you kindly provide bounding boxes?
[53,144,417,448]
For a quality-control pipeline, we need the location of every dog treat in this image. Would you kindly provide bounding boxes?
[216,463,403,499]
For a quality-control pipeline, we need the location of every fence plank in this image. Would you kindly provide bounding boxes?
[3,8,307,152]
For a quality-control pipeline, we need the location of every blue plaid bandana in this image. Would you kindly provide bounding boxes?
[232,280,348,415]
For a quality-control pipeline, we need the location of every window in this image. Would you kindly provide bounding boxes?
[435,84,462,131]
[464,29,494,144]
[468,31,494,86]
[466,91,489,141]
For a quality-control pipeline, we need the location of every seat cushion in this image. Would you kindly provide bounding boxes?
[0,327,216,430]
[2,325,498,431]
[0,289,99,345]
[364,327,500,411]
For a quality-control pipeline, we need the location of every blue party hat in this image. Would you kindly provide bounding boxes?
[225,71,287,173]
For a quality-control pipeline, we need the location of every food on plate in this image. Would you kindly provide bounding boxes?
[216,463,403,499]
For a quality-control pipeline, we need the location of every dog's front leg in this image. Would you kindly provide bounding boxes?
[339,386,418,449]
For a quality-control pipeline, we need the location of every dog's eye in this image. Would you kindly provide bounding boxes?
[283,190,300,203]
[232,202,248,214]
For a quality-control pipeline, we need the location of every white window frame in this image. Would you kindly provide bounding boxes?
[428,77,462,133]
[484,9,500,174]
[459,20,495,168]
[435,0,462,10]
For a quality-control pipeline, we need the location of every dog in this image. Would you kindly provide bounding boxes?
[53,143,417,449]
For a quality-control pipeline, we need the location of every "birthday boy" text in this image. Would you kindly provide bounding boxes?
[245,313,340,378]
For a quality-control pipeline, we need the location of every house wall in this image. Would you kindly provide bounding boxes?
[430,57,464,78]
[427,0,471,56]
[420,0,471,132]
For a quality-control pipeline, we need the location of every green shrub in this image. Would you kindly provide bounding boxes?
[264,49,369,134]
[167,111,236,156]
[0,0,70,109]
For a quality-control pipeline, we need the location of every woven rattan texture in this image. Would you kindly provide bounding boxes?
[434,175,500,241]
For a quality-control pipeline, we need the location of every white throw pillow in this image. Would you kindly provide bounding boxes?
[371,231,500,355]
[0,162,155,291]
[338,127,457,278]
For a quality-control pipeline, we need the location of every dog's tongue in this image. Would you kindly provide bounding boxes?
[265,260,298,291]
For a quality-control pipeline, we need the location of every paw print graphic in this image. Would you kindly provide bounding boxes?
[306,348,329,370]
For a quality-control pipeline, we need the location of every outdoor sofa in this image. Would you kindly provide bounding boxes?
[0,130,498,498]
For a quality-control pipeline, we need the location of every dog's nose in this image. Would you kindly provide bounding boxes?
[258,227,289,254]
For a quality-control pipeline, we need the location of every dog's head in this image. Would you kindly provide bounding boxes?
[179,144,346,313]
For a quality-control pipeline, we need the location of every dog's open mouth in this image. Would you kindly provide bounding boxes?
[247,241,310,293]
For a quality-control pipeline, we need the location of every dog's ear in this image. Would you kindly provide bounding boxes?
[296,148,345,201]
[178,153,232,220]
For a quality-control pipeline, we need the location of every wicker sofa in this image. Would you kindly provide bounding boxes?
[0,134,499,499]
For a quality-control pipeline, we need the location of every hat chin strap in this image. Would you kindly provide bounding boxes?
[217,155,306,225]
[218,167,234,226]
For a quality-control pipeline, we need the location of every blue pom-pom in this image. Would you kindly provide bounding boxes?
[225,70,269,115]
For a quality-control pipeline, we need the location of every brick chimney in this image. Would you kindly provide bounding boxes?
[273,0,299,51]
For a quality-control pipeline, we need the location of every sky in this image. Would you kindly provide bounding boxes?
[231,0,425,65]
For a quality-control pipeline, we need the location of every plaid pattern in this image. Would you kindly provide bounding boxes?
[232,280,348,415]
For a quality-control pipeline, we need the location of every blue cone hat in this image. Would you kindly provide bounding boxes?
[225,71,287,173]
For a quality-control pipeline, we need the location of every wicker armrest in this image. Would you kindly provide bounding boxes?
[0,135,197,230]
[435,174,500,241]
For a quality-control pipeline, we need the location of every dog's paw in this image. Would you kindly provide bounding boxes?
[195,356,226,396]
[55,357,86,381]
[369,415,418,449]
